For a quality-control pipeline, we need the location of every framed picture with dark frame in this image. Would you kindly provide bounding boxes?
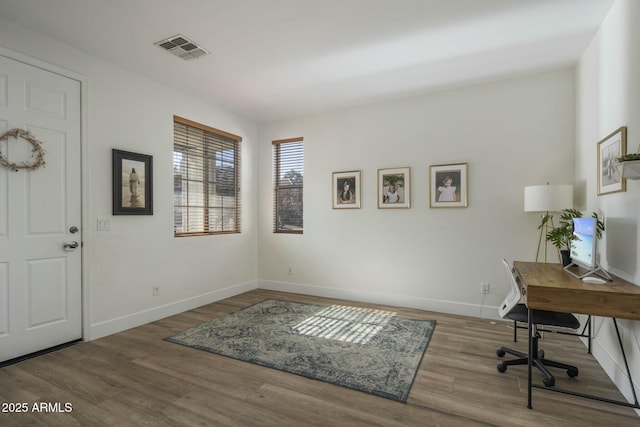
[112,149,153,215]
[332,170,361,209]
[378,167,411,208]
[429,163,468,208]
[597,126,626,196]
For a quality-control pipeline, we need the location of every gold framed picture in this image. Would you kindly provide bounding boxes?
[597,126,626,196]
[429,163,468,208]
[332,170,361,209]
[378,167,410,209]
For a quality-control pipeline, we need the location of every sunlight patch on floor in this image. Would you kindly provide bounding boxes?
[293,305,396,344]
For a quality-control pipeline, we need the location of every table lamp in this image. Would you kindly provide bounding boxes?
[524,184,573,263]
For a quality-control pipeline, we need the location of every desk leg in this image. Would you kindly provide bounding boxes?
[531,318,640,409]
[588,315,592,354]
[613,318,640,407]
[527,307,533,409]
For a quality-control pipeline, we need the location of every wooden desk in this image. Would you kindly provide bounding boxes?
[513,261,640,410]
[514,261,640,320]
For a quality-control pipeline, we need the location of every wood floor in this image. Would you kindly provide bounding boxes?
[1,289,638,426]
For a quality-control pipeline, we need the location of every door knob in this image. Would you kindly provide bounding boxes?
[63,241,79,251]
[69,226,79,234]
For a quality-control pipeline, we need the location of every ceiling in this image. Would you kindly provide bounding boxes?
[0,0,614,122]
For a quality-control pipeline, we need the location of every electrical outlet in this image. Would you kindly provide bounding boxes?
[480,282,490,294]
[153,285,160,296]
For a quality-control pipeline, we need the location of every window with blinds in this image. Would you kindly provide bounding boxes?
[173,116,242,236]
[273,137,304,233]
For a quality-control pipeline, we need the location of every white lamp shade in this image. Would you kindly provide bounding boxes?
[524,184,573,212]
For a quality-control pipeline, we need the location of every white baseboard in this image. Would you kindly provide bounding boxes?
[88,279,501,341]
[258,280,502,321]
[88,280,259,340]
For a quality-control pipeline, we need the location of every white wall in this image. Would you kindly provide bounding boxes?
[258,69,576,317]
[0,19,259,339]
[576,0,640,408]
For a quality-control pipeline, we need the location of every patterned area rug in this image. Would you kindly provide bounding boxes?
[165,299,436,402]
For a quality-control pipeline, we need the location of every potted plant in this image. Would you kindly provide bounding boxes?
[616,153,640,180]
[542,208,604,266]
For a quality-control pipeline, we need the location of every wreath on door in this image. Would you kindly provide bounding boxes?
[0,128,46,171]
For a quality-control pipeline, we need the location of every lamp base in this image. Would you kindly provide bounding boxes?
[535,213,560,263]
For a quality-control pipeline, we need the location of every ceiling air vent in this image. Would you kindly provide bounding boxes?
[154,34,210,60]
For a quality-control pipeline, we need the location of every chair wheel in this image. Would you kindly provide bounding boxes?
[497,363,507,373]
[496,349,505,357]
[567,368,579,378]
[543,377,555,387]
[538,350,545,359]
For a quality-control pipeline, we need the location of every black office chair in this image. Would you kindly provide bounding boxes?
[496,259,579,387]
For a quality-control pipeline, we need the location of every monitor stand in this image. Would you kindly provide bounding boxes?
[563,262,612,281]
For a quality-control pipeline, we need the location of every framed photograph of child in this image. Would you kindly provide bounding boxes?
[378,167,411,209]
[332,170,361,209]
[597,126,626,196]
[429,163,468,208]
[112,149,153,215]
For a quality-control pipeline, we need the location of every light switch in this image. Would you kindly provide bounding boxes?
[97,218,111,231]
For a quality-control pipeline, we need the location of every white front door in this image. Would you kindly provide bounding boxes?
[0,55,82,363]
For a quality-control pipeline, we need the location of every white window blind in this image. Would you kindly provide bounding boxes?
[173,116,242,236]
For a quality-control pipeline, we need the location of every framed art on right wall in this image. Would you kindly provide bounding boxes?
[597,126,626,196]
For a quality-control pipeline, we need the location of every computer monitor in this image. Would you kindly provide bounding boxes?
[570,217,597,269]
[564,216,611,281]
